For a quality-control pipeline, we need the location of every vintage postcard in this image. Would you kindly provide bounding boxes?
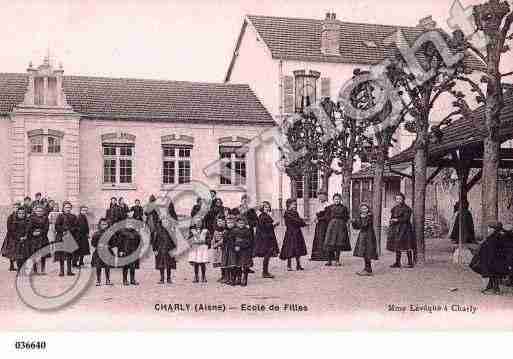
[1,0,513,342]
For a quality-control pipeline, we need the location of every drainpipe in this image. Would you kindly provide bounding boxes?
[278,59,284,220]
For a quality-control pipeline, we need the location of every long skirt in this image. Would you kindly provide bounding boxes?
[76,235,91,256]
[310,220,329,260]
[1,235,17,260]
[30,235,51,260]
[221,246,236,268]
[188,244,209,264]
[155,252,176,270]
[324,219,351,252]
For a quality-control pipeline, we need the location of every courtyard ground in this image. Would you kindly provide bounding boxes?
[1,225,512,331]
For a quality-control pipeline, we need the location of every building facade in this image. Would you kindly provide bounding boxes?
[0,58,276,222]
[224,12,485,222]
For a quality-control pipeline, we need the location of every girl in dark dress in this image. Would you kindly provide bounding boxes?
[91,218,114,286]
[386,193,416,268]
[310,191,330,261]
[352,204,378,276]
[54,201,79,277]
[190,198,203,221]
[229,217,254,286]
[151,214,177,284]
[13,208,29,273]
[254,201,279,278]
[27,205,50,274]
[1,203,20,271]
[279,198,308,271]
[106,197,122,225]
[117,212,142,286]
[74,206,91,267]
[118,197,129,221]
[130,199,144,221]
[324,193,351,266]
[239,195,258,274]
[221,212,237,285]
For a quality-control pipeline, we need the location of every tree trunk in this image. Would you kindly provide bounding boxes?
[290,177,298,200]
[481,44,503,240]
[341,162,352,209]
[372,150,385,257]
[413,127,428,265]
[303,173,311,220]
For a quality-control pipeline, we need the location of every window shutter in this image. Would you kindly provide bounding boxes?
[321,77,330,99]
[283,75,294,113]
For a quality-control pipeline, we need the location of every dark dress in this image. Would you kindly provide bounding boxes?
[151,221,177,270]
[131,205,144,221]
[221,227,236,268]
[54,213,80,262]
[76,214,91,256]
[386,203,416,252]
[310,202,330,261]
[13,217,29,264]
[450,208,476,244]
[324,204,351,252]
[230,227,254,269]
[470,230,513,278]
[91,229,116,268]
[117,227,141,269]
[27,214,51,260]
[254,212,279,258]
[106,204,123,225]
[1,213,17,261]
[168,201,178,221]
[205,204,225,233]
[352,215,378,260]
[279,209,308,260]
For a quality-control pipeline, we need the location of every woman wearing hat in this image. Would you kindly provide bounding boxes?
[310,191,330,261]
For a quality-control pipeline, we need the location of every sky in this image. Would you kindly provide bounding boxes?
[0,0,510,83]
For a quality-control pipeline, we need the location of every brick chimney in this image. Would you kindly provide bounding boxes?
[320,12,340,56]
[417,15,437,30]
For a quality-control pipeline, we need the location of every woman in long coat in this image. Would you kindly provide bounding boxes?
[254,201,279,278]
[470,221,513,295]
[12,208,29,272]
[54,201,80,276]
[279,198,308,271]
[74,206,91,267]
[449,199,476,244]
[1,203,20,271]
[324,193,351,266]
[386,193,415,268]
[310,191,330,261]
[151,217,177,284]
[27,205,50,274]
[352,203,378,276]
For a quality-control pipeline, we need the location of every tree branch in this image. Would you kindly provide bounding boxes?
[465,42,487,65]
[455,76,486,103]
[501,70,513,78]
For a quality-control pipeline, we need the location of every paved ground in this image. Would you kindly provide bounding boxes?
[1,226,512,330]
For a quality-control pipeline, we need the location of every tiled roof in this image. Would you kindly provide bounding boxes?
[243,14,484,70]
[0,73,275,126]
[388,94,513,165]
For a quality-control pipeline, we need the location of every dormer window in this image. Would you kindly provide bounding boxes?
[23,57,67,108]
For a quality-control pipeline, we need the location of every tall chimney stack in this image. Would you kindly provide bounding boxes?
[320,12,340,56]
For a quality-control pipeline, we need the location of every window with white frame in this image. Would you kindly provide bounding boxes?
[47,136,61,153]
[294,70,320,113]
[162,145,192,185]
[219,146,246,186]
[102,143,134,185]
[30,136,44,153]
[294,171,320,199]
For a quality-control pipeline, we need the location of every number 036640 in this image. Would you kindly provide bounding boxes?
[14,341,46,350]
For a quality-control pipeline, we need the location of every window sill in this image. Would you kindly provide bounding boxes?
[160,183,195,192]
[101,184,137,191]
[216,185,247,192]
[29,153,63,157]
